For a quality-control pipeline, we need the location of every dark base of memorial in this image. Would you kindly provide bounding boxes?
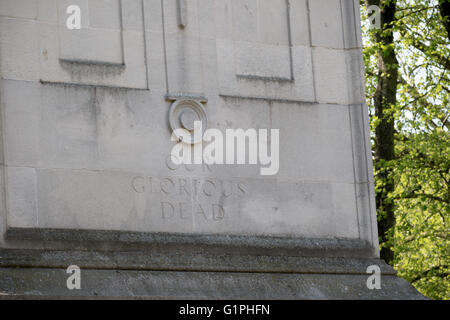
[0,230,424,299]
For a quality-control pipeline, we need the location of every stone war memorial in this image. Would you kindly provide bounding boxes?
[0,0,424,299]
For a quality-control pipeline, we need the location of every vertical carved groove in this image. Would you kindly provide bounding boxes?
[161,0,170,93]
[177,0,188,28]
[285,0,294,81]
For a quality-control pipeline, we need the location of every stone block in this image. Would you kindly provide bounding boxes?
[59,27,124,65]
[0,0,38,19]
[0,18,39,81]
[5,167,38,229]
[309,0,344,49]
[289,0,310,46]
[313,47,349,105]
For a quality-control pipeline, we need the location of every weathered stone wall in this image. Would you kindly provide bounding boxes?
[0,0,378,252]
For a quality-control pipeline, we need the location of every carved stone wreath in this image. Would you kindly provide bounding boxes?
[168,99,208,145]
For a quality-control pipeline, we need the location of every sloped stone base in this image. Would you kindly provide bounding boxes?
[0,249,425,299]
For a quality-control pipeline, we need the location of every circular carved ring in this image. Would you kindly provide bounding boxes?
[169,99,208,145]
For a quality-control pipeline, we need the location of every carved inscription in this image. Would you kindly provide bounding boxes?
[131,176,247,222]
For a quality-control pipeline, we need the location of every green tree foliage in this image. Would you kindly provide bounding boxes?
[361,0,449,299]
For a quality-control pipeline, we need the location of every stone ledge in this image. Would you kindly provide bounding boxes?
[0,249,394,275]
[0,266,426,300]
[6,228,376,258]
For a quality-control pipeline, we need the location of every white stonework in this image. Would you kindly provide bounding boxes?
[0,0,378,254]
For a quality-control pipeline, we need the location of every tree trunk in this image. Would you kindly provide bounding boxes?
[439,0,450,41]
[365,0,399,265]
